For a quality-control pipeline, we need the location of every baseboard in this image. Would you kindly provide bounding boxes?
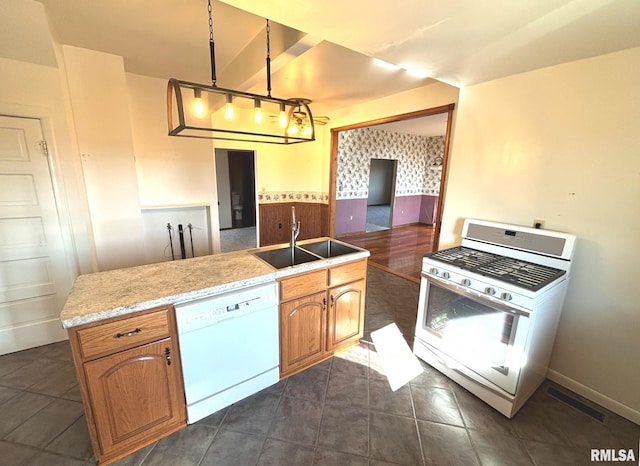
[547,369,640,425]
[337,230,367,238]
[394,222,435,228]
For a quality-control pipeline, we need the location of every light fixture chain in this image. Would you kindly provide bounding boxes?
[265,19,271,97]
[266,19,271,59]
[208,0,217,86]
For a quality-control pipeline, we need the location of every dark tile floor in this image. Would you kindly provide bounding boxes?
[1,267,638,465]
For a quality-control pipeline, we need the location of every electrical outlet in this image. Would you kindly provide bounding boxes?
[533,219,545,229]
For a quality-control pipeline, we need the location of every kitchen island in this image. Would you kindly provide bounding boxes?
[60,238,369,465]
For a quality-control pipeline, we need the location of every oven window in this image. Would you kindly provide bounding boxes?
[424,282,516,372]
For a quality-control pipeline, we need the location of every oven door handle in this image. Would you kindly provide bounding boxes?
[421,273,531,318]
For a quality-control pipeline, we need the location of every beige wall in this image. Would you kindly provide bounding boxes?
[62,46,147,271]
[217,130,327,195]
[443,47,640,421]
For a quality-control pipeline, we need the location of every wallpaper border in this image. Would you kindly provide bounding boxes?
[258,191,329,204]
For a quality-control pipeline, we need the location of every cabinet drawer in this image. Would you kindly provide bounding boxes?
[77,308,171,360]
[279,269,327,302]
[329,259,367,287]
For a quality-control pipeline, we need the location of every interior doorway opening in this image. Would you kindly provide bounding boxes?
[329,104,455,253]
[214,149,257,252]
[366,158,397,232]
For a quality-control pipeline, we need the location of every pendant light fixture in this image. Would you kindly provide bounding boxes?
[167,1,315,144]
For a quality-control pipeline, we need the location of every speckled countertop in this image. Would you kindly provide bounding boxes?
[60,239,369,329]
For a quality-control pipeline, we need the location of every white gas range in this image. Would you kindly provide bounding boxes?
[414,218,576,418]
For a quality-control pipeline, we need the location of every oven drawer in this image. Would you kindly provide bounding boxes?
[77,308,171,360]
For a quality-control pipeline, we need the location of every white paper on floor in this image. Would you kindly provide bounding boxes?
[371,323,424,391]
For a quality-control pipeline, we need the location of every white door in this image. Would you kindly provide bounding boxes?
[0,115,71,355]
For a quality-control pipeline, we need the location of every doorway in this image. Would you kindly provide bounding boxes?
[0,115,70,354]
[366,158,397,232]
[215,149,257,252]
[329,104,455,252]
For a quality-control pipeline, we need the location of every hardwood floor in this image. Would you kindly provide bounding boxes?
[338,224,436,283]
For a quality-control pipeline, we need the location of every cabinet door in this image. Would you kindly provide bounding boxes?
[280,291,327,376]
[327,279,366,352]
[84,338,185,456]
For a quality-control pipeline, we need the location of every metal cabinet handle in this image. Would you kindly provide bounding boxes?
[165,347,172,365]
[330,295,335,308]
[322,297,327,311]
[113,328,142,339]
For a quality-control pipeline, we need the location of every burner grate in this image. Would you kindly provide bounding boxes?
[475,258,565,291]
[426,246,566,291]
[429,247,496,269]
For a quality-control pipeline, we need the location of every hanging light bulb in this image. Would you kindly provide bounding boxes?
[302,125,312,137]
[278,103,287,128]
[254,99,263,124]
[287,123,299,135]
[224,94,234,120]
[193,89,205,117]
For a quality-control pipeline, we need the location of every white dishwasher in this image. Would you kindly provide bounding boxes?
[175,282,279,424]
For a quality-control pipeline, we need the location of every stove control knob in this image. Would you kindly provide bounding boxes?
[442,272,450,279]
[461,278,472,286]
[485,287,496,296]
[501,292,513,302]
[430,268,439,275]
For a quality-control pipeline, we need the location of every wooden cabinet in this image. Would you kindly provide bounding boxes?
[68,306,186,465]
[279,259,367,378]
[280,291,327,375]
[327,260,367,352]
[327,279,366,352]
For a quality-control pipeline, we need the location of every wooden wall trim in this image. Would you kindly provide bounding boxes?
[259,202,329,246]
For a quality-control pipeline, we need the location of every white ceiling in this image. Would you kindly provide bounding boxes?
[31,0,640,133]
[223,0,640,87]
[34,0,436,117]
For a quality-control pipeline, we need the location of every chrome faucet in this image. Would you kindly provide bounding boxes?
[290,206,300,251]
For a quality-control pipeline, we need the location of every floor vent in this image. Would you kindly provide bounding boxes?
[546,386,607,423]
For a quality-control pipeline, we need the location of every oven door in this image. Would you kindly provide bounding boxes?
[414,274,530,395]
